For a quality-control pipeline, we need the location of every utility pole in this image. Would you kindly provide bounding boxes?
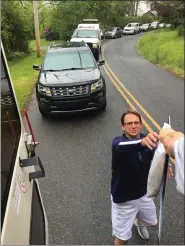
[33,0,41,57]
[135,0,140,16]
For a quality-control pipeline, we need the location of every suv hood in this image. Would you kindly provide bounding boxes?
[70,37,98,43]
[39,68,100,86]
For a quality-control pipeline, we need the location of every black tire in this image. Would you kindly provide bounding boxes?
[99,99,107,111]
[38,106,49,117]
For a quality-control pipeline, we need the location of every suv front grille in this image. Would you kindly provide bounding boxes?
[51,85,90,97]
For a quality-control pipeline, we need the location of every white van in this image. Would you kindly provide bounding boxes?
[1,41,48,245]
[70,20,103,60]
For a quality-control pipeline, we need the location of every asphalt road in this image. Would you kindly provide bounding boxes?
[27,34,184,245]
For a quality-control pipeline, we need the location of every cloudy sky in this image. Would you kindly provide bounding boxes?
[138,1,151,16]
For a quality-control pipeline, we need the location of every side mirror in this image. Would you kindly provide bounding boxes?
[98,60,105,66]
[33,64,41,70]
[101,35,104,40]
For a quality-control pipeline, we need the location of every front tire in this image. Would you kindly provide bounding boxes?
[98,99,107,111]
[38,106,49,117]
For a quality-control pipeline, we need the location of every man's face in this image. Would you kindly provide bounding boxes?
[122,113,142,138]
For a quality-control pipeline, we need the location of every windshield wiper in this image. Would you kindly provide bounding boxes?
[84,36,96,38]
[43,68,84,72]
[60,67,84,71]
[43,69,61,72]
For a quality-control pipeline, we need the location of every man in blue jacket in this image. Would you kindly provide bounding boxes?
[111,110,158,245]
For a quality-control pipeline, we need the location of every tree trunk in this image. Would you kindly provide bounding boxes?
[135,0,140,16]
[133,0,136,16]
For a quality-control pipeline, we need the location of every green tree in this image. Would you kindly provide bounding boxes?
[47,0,139,39]
[147,0,184,28]
[1,0,35,56]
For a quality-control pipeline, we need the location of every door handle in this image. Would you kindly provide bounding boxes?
[19,156,45,181]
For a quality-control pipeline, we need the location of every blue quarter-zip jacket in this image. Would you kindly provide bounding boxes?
[111,133,155,203]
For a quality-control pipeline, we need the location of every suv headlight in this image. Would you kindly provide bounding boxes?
[91,79,103,92]
[38,84,51,95]
[92,43,98,48]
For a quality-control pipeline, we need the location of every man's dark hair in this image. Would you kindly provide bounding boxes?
[121,110,142,126]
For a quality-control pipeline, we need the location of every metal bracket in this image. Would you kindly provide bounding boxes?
[19,156,45,181]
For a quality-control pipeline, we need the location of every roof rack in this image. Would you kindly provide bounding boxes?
[83,19,99,23]
[46,41,88,51]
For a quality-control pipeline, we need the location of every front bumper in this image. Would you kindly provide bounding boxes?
[37,89,106,114]
[123,30,135,34]
[105,34,114,39]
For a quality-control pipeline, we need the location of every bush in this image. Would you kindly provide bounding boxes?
[120,16,142,29]
[2,2,30,55]
[44,27,60,41]
[7,51,27,61]
[177,24,184,37]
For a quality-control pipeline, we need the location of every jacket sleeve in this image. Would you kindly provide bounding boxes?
[112,138,144,171]
[174,137,184,195]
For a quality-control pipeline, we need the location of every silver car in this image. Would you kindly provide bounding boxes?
[151,21,159,29]
[159,23,165,28]
[140,23,151,32]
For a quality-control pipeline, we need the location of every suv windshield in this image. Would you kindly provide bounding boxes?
[127,23,137,27]
[43,50,96,71]
[73,29,98,38]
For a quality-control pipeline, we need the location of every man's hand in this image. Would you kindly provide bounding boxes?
[159,129,184,159]
[141,132,159,150]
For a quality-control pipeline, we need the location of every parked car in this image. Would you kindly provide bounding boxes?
[105,27,123,39]
[151,21,159,29]
[140,23,151,32]
[165,23,172,28]
[138,23,142,32]
[33,42,107,116]
[123,23,140,35]
[159,23,165,28]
